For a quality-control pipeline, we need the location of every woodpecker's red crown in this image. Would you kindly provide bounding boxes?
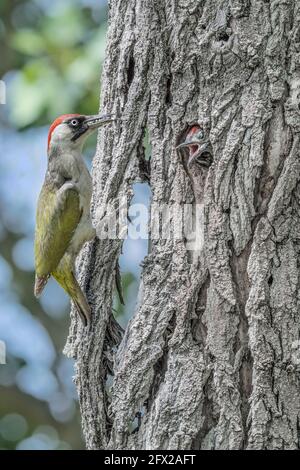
[47,114,80,150]
[188,125,201,137]
[47,113,114,152]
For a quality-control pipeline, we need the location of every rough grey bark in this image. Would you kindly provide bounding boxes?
[64,0,300,450]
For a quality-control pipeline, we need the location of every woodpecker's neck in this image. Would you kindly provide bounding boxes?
[47,144,88,185]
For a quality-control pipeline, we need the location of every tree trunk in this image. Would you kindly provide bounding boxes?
[64,0,300,450]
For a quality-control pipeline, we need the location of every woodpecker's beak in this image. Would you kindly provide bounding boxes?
[176,142,189,151]
[188,142,213,167]
[85,114,115,129]
[177,140,213,168]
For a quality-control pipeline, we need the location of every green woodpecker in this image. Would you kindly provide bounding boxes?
[34,113,113,326]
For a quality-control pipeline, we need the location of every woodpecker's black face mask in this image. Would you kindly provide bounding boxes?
[67,116,89,142]
[68,114,114,142]
[70,126,89,142]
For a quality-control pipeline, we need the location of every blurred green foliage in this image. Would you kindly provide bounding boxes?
[0,0,109,450]
[0,0,147,451]
[1,0,107,128]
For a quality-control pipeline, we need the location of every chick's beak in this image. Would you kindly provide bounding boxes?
[188,142,212,167]
[176,141,190,151]
[85,114,115,129]
[177,139,213,168]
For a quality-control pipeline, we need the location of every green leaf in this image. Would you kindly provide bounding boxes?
[10,29,46,56]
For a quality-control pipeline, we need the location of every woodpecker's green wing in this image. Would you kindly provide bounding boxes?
[34,183,82,283]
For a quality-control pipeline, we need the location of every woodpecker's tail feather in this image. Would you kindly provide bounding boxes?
[72,298,91,327]
[55,274,91,327]
[34,274,50,297]
[52,260,91,327]
[70,282,91,327]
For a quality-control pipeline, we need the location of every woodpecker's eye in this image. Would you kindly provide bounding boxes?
[70,119,79,127]
[197,130,204,140]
